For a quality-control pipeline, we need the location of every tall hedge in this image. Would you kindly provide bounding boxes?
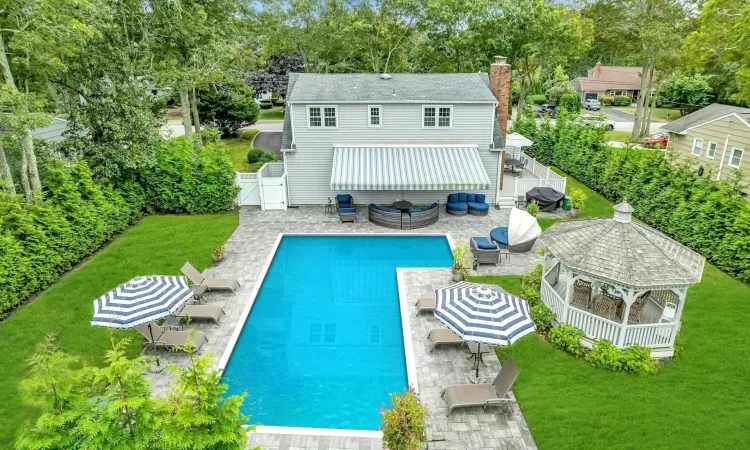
[515,113,750,283]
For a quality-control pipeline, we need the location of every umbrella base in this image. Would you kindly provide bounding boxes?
[467,373,486,384]
[148,358,166,373]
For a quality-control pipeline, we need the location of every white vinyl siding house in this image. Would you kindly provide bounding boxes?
[729,148,743,168]
[692,138,703,156]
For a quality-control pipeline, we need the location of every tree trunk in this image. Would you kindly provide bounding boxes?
[0,140,16,196]
[180,89,193,139]
[19,141,32,201]
[643,70,659,136]
[190,86,202,145]
[20,130,42,198]
[631,58,651,140]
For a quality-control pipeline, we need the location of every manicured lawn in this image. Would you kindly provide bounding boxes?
[551,167,614,218]
[259,106,284,120]
[472,265,750,449]
[224,128,260,172]
[605,130,633,142]
[0,213,239,448]
[614,106,682,122]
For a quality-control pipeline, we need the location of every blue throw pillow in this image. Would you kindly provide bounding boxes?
[467,193,476,203]
[474,237,498,250]
[476,193,486,203]
[457,193,468,202]
[336,194,350,203]
[339,207,355,214]
[448,194,458,204]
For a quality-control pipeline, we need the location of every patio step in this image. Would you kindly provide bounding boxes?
[496,196,516,209]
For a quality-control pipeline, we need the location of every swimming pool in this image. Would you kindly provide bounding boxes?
[222,235,452,431]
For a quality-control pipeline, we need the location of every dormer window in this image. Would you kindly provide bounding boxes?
[423,105,452,128]
[308,105,337,129]
[369,105,382,127]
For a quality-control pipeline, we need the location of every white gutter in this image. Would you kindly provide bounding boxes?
[716,134,730,180]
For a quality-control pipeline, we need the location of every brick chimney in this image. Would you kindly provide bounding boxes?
[489,56,511,141]
[594,61,602,78]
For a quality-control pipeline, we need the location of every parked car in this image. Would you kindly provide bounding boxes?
[530,104,544,117]
[576,114,615,131]
[643,132,669,148]
[583,99,601,111]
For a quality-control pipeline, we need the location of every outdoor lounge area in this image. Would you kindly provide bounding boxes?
[539,202,706,357]
[368,202,439,229]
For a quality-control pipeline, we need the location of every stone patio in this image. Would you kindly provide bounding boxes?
[146,205,541,450]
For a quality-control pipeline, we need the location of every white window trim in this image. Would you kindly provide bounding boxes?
[307,105,338,129]
[422,105,453,129]
[729,147,744,168]
[368,105,382,128]
[692,138,703,156]
[706,141,717,159]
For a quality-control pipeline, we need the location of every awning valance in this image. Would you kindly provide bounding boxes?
[330,146,491,191]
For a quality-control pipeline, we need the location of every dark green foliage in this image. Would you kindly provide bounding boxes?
[530,303,556,331]
[247,147,265,164]
[516,114,750,283]
[558,92,581,112]
[141,139,238,214]
[599,95,614,105]
[613,95,632,106]
[549,324,585,357]
[196,84,260,137]
[586,339,659,375]
[259,100,273,109]
[249,151,278,172]
[527,94,547,105]
[272,98,286,106]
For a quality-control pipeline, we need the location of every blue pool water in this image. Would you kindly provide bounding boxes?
[222,235,452,430]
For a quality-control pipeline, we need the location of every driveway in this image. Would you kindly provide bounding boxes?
[253,131,282,160]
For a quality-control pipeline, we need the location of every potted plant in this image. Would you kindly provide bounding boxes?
[212,246,226,263]
[452,240,471,281]
[380,386,428,450]
[569,189,586,218]
[526,200,539,217]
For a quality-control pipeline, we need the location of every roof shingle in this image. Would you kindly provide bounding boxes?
[661,103,750,134]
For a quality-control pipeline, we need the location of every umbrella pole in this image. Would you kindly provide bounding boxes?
[475,352,480,379]
[147,323,160,367]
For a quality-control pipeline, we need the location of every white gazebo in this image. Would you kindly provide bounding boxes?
[539,202,705,358]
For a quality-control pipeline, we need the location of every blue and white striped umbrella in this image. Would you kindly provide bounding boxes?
[434,282,535,346]
[91,276,193,328]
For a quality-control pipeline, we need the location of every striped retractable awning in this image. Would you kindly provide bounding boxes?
[330,146,491,191]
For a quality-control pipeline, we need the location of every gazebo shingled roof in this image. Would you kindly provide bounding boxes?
[541,202,705,289]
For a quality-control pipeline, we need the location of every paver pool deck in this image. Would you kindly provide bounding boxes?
[147,206,540,450]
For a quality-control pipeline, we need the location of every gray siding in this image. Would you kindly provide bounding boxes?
[1,118,68,143]
[285,102,500,205]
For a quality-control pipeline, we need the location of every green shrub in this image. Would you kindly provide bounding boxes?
[259,152,277,163]
[521,287,541,307]
[247,148,265,164]
[558,92,581,113]
[530,303,556,330]
[259,100,273,109]
[586,339,622,370]
[613,95,632,106]
[380,387,427,450]
[621,344,660,375]
[196,83,260,137]
[599,95,614,105]
[527,94,547,105]
[549,324,585,357]
[272,98,285,106]
[521,264,543,292]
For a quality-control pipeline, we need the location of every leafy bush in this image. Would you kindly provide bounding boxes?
[587,339,660,375]
[599,95,614,105]
[526,200,539,216]
[586,339,622,370]
[247,148,265,164]
[569,188,586,209]
[197,83,260,137]
[521,264,543,292]
[259,100,273,109]
[272,98,286,106]
[380,387,428,450]
[513,111,750,283]
[527,94,547,105]
[558,92,581,113]
[613,95,632,106]
[248,151,278,173]
[549,324,585,357]
[530,303,556,330]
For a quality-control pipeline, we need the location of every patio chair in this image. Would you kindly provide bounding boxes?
[335,194,353,211]
[135,321,208,350]
[572,280,592,309]
[592,295,617,320]
[415,297,436,316]
[628,294,647,324]
[175,304,225,324]
[427,328,464,352]
[442,357,519,415]
[181,262,241,294]
[515,195,527,209]
[470,237,501,269]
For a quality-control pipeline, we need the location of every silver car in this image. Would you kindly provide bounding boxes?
[576,114,615,131]
[583,99,601,111]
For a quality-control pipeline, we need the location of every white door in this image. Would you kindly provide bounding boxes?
[236,173,261,206]
[262,176,286,210]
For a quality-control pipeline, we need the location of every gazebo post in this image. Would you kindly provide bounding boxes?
[563,269,574,322]
[618,288,635,347]
[670,287,688,346]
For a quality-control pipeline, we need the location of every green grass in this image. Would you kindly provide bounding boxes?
[0,213,239,448]
[258,106,284,120]
[472,266,750,449]
[224,128,259,172]
[605,130,633,142]
[614,106,682,122]
[536,168,614,231]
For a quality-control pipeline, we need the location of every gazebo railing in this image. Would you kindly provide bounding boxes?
[541,278,566,320]
[567,307,621,344]
[624,323,677,348]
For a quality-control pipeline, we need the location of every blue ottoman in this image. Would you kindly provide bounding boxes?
[490,227,509,247]
[467,202,489,215]
[446,202,469,216]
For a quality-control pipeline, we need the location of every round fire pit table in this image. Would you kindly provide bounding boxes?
[392,200,413,229]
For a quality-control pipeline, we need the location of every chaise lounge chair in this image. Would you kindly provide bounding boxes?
[415,297,436,316]
[427,328,464,352]
[175,304,225,324]
[181,262,240,294]
[135,321,208,350]
[442,357,519,415]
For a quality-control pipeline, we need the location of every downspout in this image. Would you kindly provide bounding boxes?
[716,134,730,180]
[496,151,502,205]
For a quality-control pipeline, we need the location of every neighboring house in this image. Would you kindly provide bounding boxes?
[661,103,749,196]
[0,117,68,143]
[572,62,643,104]
[279,57,520,207]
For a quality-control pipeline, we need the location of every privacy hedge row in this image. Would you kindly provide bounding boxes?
[0,139,238,317]
[515,113,750,283]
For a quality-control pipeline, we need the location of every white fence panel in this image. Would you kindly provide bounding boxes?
[541,279,566,321]
[567,307,621,344]
[624,323,677,348]
[236,172,260,206]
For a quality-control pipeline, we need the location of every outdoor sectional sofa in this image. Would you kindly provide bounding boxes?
[368,203,439,229]
[446,193,489,216]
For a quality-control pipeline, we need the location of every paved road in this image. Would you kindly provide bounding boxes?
[253,131,283,160]
[248,120,283,132]
[601,106,639,122]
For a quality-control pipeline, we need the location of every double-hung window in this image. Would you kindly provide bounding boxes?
[308,105,337,128]
[692,138,703,156]
[423,105,452,128]
[729,147,744,168]
[369,105,382,127]
[706,141,717,159]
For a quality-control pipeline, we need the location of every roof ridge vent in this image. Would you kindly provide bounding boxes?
[380,73,392,80]
[613,201,634,223]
